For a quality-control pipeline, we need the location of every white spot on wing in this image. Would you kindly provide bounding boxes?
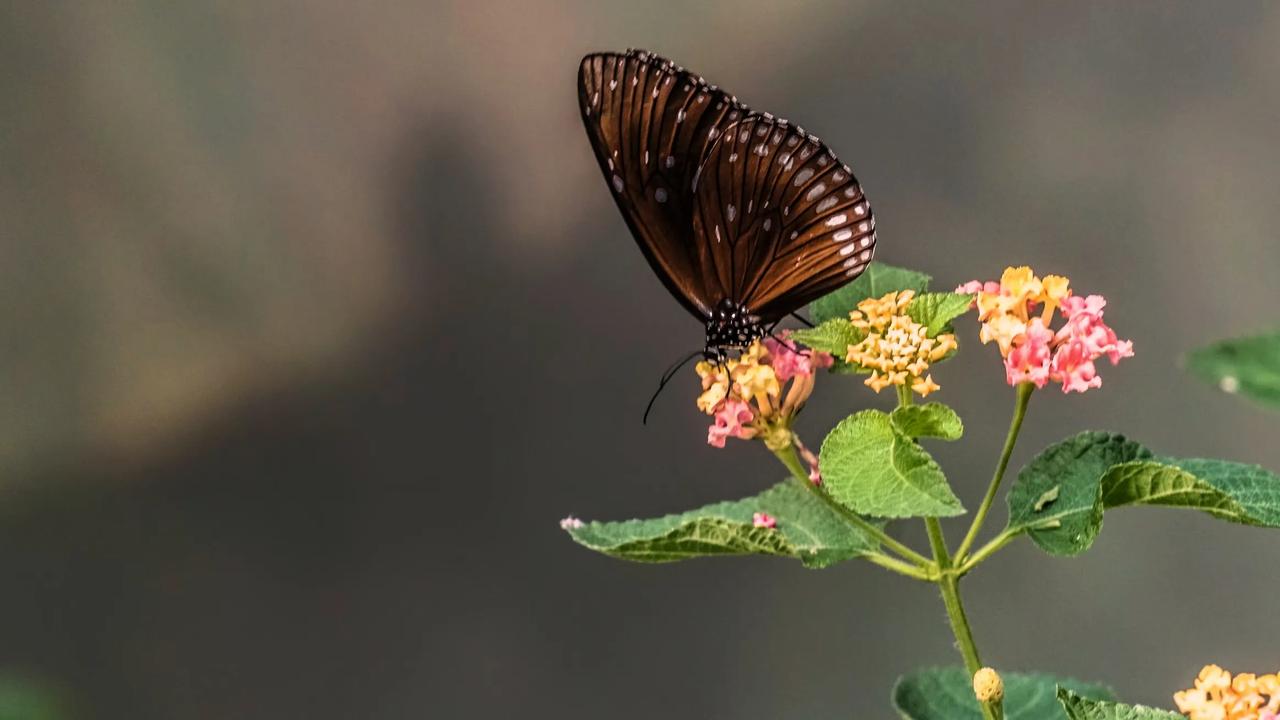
[826,214,848,227]
[833,229,853,241]
[612,175,624,192]
[727,204,736,222]
[805,183,827,201]
[840,243,856,256]
[793,168,814,186]
[816,197,838,212]
[855,204,866,216]
[655,188,668,203]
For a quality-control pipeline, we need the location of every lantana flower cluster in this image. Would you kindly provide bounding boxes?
[958,266,1133,393]
[695,335,833,451]
[1175,665,1280,720]
[845,290,956,397]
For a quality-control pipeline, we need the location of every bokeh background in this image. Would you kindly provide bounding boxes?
[3,1,1279,718]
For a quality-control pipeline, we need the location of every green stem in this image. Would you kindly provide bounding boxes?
[957,528,1022,576]
[772,441,932,570]
[926,517,996,720]
[896,383,914,407]
[955,382,1034,562]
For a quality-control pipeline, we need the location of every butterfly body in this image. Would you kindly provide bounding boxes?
[578,49,876,360]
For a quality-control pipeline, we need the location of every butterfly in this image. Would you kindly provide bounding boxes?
[577,49,877,363]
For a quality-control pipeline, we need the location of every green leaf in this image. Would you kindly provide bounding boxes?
[907,292,975,337]
[1057,689,1182,720]
[1187,331,1280,410]
[891,403,964,441]
[1007,431,1280,556]
[893,667,1113,720]
[791,318,864,357]
[820,410,964,518]
[0,675,71,720]
[809,262,931,324]
[564,480,882,568]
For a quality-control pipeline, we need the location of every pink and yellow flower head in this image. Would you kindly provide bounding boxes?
[959,267,1132,394]
[845,290,955,398]
[1175,665,1280,720]
[695,332,833,450]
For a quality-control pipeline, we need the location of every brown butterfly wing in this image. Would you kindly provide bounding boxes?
[578,50,749,320]
[691,116,876,322]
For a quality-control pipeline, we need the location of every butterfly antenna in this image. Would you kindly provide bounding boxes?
[790,312,815,328]
[643,349,704,425]
[767,331,812,358]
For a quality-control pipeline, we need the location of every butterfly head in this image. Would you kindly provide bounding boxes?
[703,299,765,363]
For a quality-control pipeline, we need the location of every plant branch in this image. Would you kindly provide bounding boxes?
[957,528,1023,576]
[927,516,997,720]
[955,382,1034,562]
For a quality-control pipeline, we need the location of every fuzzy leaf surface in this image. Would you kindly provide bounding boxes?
[907,292,975,337]
[891,403,964,441]
[1057,689,1183,720]
[820,410,963,518]
[1008,431,1280,555]
[565,480,881,568]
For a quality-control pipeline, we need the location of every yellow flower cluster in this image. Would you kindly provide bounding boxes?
[845,290,956,397]
[1175,665,1280,720]
[696,342,781,418]
[974,266,1070,356]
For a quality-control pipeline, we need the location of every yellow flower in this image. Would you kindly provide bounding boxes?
[695,360,732,414]
[1175,665,1280,720]
[978,313,1027,357]
[844,291,955,397]
[732,356,780,402]
[1039,274,1071,320]
[912,374,940,397]
[1001,266,1042,305]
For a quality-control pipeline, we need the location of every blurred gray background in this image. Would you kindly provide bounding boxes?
[2,1,1279,718]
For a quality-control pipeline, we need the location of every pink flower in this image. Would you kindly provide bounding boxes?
[706,399,755,448]
[559,516,585,530]
[968,268,1132,394]
[1060,294,1107,319]
[957,280,1002,296]
[1004,318,1054,387]
[752,512,777,529]
[1050,340,1102,393]
[764,334,834,381]
[1056,297,1134,365]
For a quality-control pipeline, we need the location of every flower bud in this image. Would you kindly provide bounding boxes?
[973,667,1004,704]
